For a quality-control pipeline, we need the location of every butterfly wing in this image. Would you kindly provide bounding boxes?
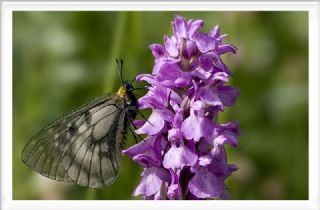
[21,93,127,188]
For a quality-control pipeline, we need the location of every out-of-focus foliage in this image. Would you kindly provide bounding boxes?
[13,11,308,200]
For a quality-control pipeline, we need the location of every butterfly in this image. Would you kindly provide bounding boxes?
[21,59,139,189]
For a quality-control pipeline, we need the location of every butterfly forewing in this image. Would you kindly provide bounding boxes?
[21,93,127,188]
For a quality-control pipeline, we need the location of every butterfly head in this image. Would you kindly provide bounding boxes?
[115,59,135,97]
[117,81,134,97]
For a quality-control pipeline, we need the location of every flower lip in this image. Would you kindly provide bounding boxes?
[135,110,166,135]
[133,167,170,197]
[163,143,198,169]
[188,167,225,199]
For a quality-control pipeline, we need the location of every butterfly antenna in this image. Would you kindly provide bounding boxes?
[136,109,154,126]
[132,87,148,91]
[115,58,124,84]
[130,73,138,84]
[120,59,124,83]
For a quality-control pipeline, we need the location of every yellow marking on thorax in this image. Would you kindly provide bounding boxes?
[117,86,126,97]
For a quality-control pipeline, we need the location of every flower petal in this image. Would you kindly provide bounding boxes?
[164,35,179,57]
[207,72,229,86]
[181,113,215,141]
[135,110,165,135]
[133,119,145,126]
[157,62,192,88]
[217,86,240,106]
[133,154,159,168]
[133,167,170,197]
[198,155,212,166]
[122,136,156,157]
[209,146,230,176]
[168,128,183,142]
[188,167,224,199]
[167,184,181,200]
[157,62,181,81]
[191,66,212,80]
[173,109,184,127]
[136,74,157,86]
[219,121,241,135]
[214,134,238,147]
[167,169,182,199]
[193,32,216,53]
[149,44,168,59]
[163,144,198,169]
[154,135,167,162]
[215,59,233,76]
[138,84,170,109]
[208,25,220,39]
[169,89,182,105]
[198,86,223,108]
[160,108,174,120]
[189,19,204,38]
[215,44,238,55]
[185,40,197,58]
[173,16,188,38]
[174,72,192,87]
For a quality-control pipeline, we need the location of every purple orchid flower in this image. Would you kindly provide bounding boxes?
[122,15,240,200]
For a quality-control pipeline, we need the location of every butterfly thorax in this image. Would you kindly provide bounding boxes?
[117,83,138,111]
[117,86,127,97]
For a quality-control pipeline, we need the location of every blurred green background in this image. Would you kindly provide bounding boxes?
[13,11,308,200]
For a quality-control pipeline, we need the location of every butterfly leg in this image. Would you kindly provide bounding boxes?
[127,115,145,142]
[133,109,153,126]
[128,126,138,144]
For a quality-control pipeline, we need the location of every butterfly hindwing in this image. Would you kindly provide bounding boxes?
[21,93,127,188]
[62,101,126,188]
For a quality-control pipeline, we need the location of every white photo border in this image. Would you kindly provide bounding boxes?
[1,1,319,210]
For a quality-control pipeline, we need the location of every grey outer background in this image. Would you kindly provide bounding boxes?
[0,0,319,206]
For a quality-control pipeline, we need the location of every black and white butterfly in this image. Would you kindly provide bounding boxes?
[21,59,139,189]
